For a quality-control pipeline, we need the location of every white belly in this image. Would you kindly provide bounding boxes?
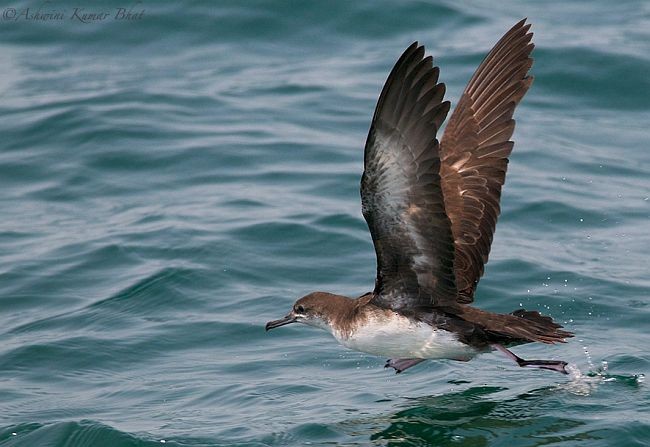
[334,314,479,361]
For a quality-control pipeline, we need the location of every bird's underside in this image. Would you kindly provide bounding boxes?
[380,305,571,374]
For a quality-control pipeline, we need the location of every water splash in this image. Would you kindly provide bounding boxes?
[560,360,644,396]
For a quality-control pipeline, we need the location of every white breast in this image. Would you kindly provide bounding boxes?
[333,313,479,361]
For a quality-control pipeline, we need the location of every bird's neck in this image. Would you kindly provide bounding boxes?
[324,293,377,339]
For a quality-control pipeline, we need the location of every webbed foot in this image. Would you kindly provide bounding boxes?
[492,344,569,374]
[517,358,569,374]
[384,358,425,374]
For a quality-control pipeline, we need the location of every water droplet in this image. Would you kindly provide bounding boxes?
[582,345,595,370]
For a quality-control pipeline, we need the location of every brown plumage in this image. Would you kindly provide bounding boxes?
[267,20,573,375]
[440,19,535,302]
[359,19,570,345]
[361,41,457,310]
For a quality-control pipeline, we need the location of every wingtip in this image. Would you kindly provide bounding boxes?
[512,18,533,36]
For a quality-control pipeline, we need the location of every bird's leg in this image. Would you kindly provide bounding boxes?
[491,344,568,374]
[385,358,425,374]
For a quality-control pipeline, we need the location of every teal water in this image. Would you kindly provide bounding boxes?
[1,1,649,446]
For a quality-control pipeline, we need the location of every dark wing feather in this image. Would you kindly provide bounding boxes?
[361,43,457,311]
[440,19,535,303]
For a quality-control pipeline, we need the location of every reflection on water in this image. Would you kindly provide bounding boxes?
[337,376,644,446]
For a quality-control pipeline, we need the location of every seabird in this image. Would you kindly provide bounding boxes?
[266,19,573,374]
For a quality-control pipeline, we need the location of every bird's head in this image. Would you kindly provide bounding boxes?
[265,291,351,332]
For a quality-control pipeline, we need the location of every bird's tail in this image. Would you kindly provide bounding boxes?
[457,306,573,344]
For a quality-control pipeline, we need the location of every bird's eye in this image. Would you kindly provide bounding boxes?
[295,305,305,313]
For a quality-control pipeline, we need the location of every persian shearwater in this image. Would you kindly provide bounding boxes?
[266,19,573,374]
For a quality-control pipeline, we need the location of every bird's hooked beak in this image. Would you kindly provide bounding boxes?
[265,312,297,331]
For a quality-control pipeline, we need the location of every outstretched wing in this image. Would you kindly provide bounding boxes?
[440,19,535,303]
[361,42,457,311]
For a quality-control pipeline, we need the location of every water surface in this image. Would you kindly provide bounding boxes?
[0,1,648,446]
